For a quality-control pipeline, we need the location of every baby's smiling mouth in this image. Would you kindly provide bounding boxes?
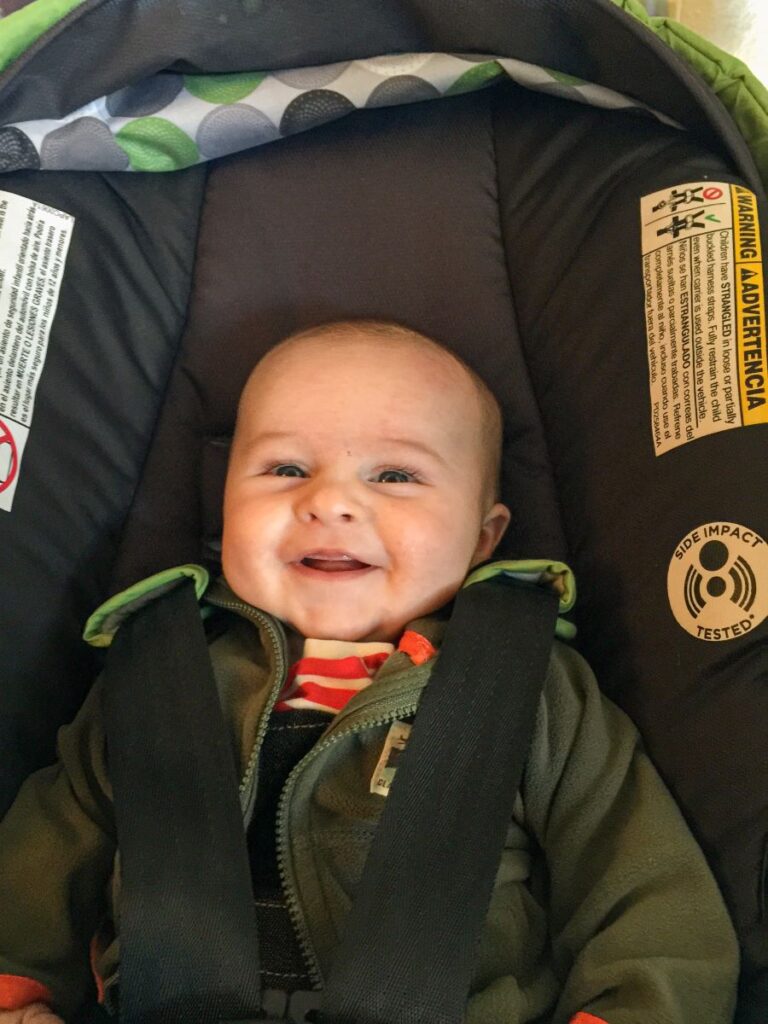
[298,550,373,572]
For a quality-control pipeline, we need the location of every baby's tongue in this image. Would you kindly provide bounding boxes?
[303,557,368,572]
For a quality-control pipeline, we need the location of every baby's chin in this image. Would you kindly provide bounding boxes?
[286,613,401,644]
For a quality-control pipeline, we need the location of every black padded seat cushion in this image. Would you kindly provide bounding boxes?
[114,85,566,580]
[495,91,768,965]
[0,166,206,814]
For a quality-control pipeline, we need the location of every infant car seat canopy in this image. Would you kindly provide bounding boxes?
[0,0,766,1018]
[0,0,764,187]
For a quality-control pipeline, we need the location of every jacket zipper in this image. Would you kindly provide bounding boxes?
[204,591,288,827]
[205,589,429,986]
[275,686,425,986]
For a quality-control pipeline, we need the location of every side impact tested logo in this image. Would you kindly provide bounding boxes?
[668,522,768,640]
[667,520,768,638]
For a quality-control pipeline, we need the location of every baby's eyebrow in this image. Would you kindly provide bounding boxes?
[247,430,295,442]
[238,431,447,466]
[238,430,300,452]
[377,437,447,465]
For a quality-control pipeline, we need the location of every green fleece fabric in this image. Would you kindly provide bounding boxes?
[0,578,738,1023]
[614,0,768,188]
[0,0,84,73]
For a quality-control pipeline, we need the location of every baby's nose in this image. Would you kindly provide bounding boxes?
[295,479,364,523]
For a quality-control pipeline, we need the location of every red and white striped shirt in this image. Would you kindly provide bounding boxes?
[274,631,437,714]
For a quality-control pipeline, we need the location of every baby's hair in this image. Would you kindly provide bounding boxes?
[261,319,503,507]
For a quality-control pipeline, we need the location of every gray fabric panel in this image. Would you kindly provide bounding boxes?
[0,0,760,195]
[112,86,567,589]
[0,166,206,815]
[494,86,768,970]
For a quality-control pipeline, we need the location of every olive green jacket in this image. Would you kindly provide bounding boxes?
[0,570,739,1024]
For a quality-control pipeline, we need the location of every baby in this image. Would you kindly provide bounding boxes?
[0,320,738,1024]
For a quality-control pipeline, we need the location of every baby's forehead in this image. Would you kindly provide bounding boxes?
[242,355,470,436]
[260,330,450,370]
[243,331,479,403]
[233,334,497,491]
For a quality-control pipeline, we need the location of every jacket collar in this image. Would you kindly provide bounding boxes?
[83,558,576,649]
[206,574,449,683]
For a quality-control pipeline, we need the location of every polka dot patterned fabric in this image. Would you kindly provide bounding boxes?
[0,52,683,172]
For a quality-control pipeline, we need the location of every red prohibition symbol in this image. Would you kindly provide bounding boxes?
[703,186,723,200]
[0,416,19,494]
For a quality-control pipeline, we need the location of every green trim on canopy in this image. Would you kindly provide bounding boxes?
[614,0,768,189]
[0,0,85,75]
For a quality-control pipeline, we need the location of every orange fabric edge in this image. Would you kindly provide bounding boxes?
[0,974,54,1010]
[570,1014,610,1024]
[89,935,105,1004]
[397,630,436,666]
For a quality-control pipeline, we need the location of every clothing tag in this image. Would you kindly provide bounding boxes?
[370,719,411,796]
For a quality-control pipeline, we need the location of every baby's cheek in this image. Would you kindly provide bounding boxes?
[222,532,268,595]
[432,513,478,563]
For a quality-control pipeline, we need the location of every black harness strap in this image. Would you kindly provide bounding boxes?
[104,581,263,1024]
[104,575,558,1024]
[318,577,558,1024]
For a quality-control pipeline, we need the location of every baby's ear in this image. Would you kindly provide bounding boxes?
[471,503,511,566]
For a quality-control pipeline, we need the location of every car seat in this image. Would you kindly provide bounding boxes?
[0,0,765,1019]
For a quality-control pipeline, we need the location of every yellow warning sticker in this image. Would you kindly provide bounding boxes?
[732,185,767,424]
[640,182,767,454]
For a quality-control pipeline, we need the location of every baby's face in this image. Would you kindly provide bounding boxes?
[222,333,509,641]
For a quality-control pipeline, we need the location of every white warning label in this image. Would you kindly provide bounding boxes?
[640,182,767,455]
[0,191,74,510]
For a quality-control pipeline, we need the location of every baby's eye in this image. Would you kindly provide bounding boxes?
[271,464,307,478]
[375,468,416,484]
